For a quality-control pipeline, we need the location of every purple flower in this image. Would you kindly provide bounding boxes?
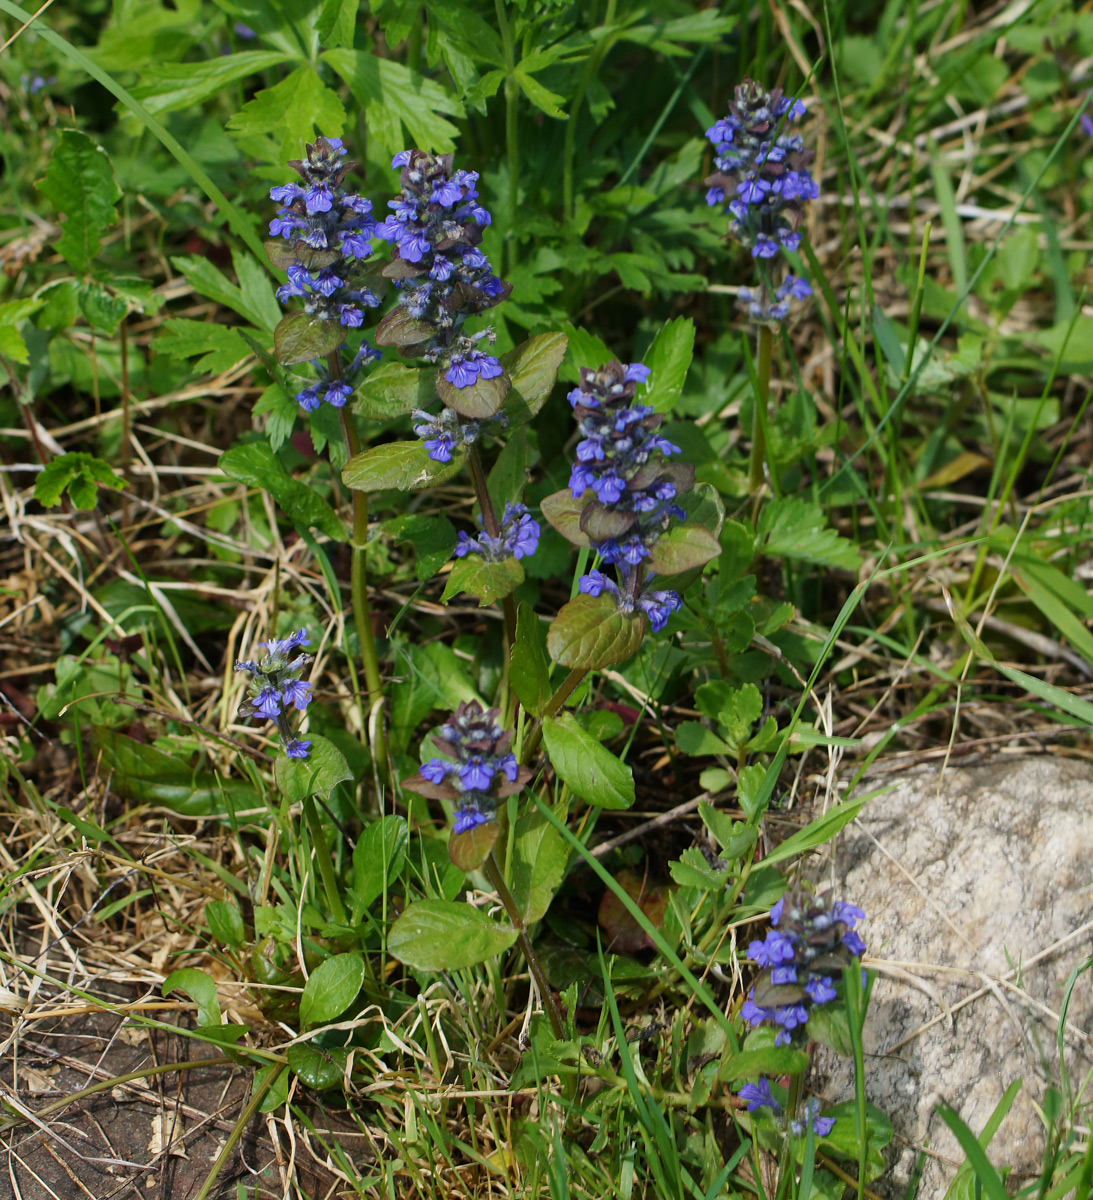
[842,930,866,956]
[304,180,334,214]
[791,1100,834,1139]
[460,757,495,791]
[774,1003,809,1031]
[453,806,491,834]
[753,234,778,258]
[771,965,798,986]
[446,354,479,388]
[770,897,785,924]
[339,305,364,327]
[739,1078,781,1114]
[421,758,457,783]
[253,686,282,718]
[805,976,837,1005]
[282,679,312,712]
[424,435,454,463]
[391,150,412,168]
[326,382,352,408]
[1082,112,1093,139]
[578,570,618,598]
[749,929,795,967]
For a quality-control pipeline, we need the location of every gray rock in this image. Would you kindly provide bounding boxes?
[810,756,1093,1197]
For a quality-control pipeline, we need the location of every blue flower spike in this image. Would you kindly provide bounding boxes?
[234,628,314,760]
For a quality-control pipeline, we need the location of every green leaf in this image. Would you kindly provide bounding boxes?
[389,640,480,754]
[77,283,128,333]
[760,791,881,867]
[645,522,721,577]
[323,48,463,153]
[353,362,438,419]
[273,735,352,804]
[299,953,365,1028]
[757,497,862,572]
[274,311,346,366]
[436,369,510,418]
[134,51,290,114]
[559,322,613,382]
[388,899,517,970]
[379,513,457,580]
[514,68,568,119]
[546,593,645,670]
[675,722,733,757]
[343,441,466,493]
[255,1061,290,1113]
[158,320,254,374]
[288,1042,348,1090]
[162,968,221,1028]
[511,808,569,923]
[37,129,120,275]
[669,848,728,890]
[737,762,769,822]
[352,815,409,911]
[642,317,694,414]
[698,803,756,860]
[227,65,346,162]
[220,441,346,542]
[34,452,126,510]
[448,820,500,873]
[206,899,245,949]
[441,554,524,607]
[542,711,634,810]
[806,1005,855,1056]
[172,250,280,332]
[718,1045,809,1082]
[253,384,298,452]
[0,298,44,363]
[540,488,593,548]
[510,602,551,717]
[487,426,536,515]
[501,332,568,427]
[317,0,360,47]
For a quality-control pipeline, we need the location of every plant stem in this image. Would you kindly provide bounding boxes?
[329,354,386,767]
[484,851,565,1042]
[749,322,774,499]
[192,1062,285,1200]
[303,795,348,926]
[519,666,588,765]
[494,0,519,272]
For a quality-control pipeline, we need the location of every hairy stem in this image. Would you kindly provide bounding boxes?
[749,322,774,499]
[484,851,565,1041]
[330,354,386,773]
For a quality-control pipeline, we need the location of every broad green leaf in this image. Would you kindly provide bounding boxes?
[0,298,44,363]
[645,523,721,576]
[288,1042,348,1090]
[448,820,500,872]
[379,513,457,581]
[317,0,360,47]
[757,497,862,572]
[388,899,517,970]
[342,441,466,493]
[441,554,524,606]
[669,848,728,890]
[389,640,480,753]
[501,331,568,427]
[299,952,365,1027]
[227,65,346,162]
[436,369,509,418]
[559,322,614,381]
[274,311,346,365]
[510,602,551,717]
[134,51,290,114]
[78,283,128,333]
[220,441,346,542]
[511,808,569,923]
[206,900,245,949]
[274,735,352,804]
[352,815,409,911]
[546,593,645,669]
[37,130,120,275]
[34,452,126,510]
[806,1005,855,1056]
[162,968,221,1028]
[323,49,463,152]
[255,1061,290,1112]
[542,711,634,809]
[540,488,593,547]
[642,317,695,413]
[718,1045,809,1082]
[487,426,537,515]
[760,791,881,867]
[353,362,438,419]
[675,722,733,757]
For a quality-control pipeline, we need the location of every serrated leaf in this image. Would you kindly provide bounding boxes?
[510,602,551,716]
[353,362,438,419]
[323,49,464,153]
[500,331,568,427]
[273,734,351,804]
[388,899,517,970]
[645,523,721,576]
[698,803,756,860]
[515,68,568,119]
[220,441,346,542]
[0,298,44,363]
[158,320,254,374]
[642,317,694,413]
[299,953,365,1028]
[757,497,862,572]
[274,311,346,366]
[37,130,120,275]
[342,441,466,493]
[542,711,634,809]
[317,0,360,47]
[34,452,126,510]
[547,593,645,669]
[227,65,346,162]
[134,51,290,114]
[441,554,524,607]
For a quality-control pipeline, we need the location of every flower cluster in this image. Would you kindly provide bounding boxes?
[411,405,505,464]
[704,80,817,259]
[375,150,510,382]
[295,343,381,412]
[741,891,866,1046]
[269,136,382,330]
[567,359,694,633]
[738,1081,835,1138]
[235,628,314,759]
[402,702,531,833]
[454,503,540,562]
